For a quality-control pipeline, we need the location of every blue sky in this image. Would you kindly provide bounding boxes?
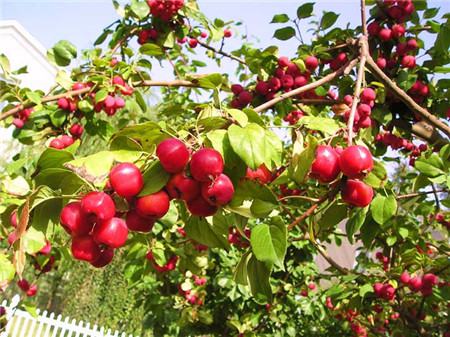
[1,0,448,82]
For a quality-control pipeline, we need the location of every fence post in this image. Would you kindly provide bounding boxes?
[42,312,55,337]
[25,308,40,337]
[34,310,48,337]
[73,320,84,337]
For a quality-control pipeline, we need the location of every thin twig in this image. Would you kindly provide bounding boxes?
[287,186,340,231]
[396,189,447,200]
[254,58,359,114]
[196,40,246,65]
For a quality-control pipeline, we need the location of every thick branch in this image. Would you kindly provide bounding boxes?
[196,40,246,65]
[254,58,359,114]
[347,43,367,145]
[365,54,450,138]
[0,80,201,121]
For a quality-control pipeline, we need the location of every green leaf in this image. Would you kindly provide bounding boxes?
[359,283,373,298]
[185,217,229,249]
[130,0,150,19]
[415,155,444,177]
[49,40,77,66]
[423,8,439,19]
[318,201,348,230]
[346,206,369,244]
[22,227,46,255]
[26,91,42,104]
[298,116,343,136]
[297,3,314,19]
[289,134,318,185]
[234,252,250,285]
[370,195,397,225]
[49,109,67,127]
[139,43,164,56]
[273,27,296,41]
[386,235,397,246]
[226,109,248,127]
[111,121,168,152]
[247,255,272,303]
[64,150,144,187]
[139,161,170,196]
[206,130,240,166]
[95,89,109,103]
[34,168,86,194]
[0,53,11,74]
[250,216,287,269]
[228,123,282,170]
[0,254,15,282]
[320,12,339,30]
[271,14,290,23]
[37,148,74,170]
[195,73,224,89]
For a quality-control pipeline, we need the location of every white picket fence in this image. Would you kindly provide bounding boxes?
[1,295,138,337]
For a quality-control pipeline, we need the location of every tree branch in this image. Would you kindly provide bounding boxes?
[396,189,447,200]
[0,80,202,121]
[196,40,246,65]
[347,38,367,145]
[365,54,450,138]
[254,58,359,114]
[347,0,368,145]
[287,186,340,231]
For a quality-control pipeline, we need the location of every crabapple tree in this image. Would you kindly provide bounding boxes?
[0,0,449,336]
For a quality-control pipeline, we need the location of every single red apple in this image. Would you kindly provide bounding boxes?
[136,190,170,218]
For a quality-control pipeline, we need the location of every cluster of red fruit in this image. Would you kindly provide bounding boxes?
[300,282,316,297]
[229,55,319,109]
[375,251,390,271]
[95,76,133,115]
[367,0,419,72]
[58,138,234,266]
[178,274,207,306]
[49,134,75,150]
[283,110,304,125]
[12,108,33,129]
[375,132,427,166]
[400,271,440,297]
[407,80,429,104]
[373,282,396,301]
[227,227,251,248]
[177,29,231,49]
[159,139,234,217]
[310,145,374,207]
[146,0,184,21]
[341,88,376,131]
[245,164,273,184]
[17,279,38,297]
[145,251,178,273]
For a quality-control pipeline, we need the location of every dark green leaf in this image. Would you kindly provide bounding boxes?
[247,255,272,303]
[273,27,296,41]
[370,195,397,225]
[346,206,369,244]
[250,216,287,269]
[139,161,170,196]
[297,3,314,19]
[271,14,290,23]
[320,12,339,30]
